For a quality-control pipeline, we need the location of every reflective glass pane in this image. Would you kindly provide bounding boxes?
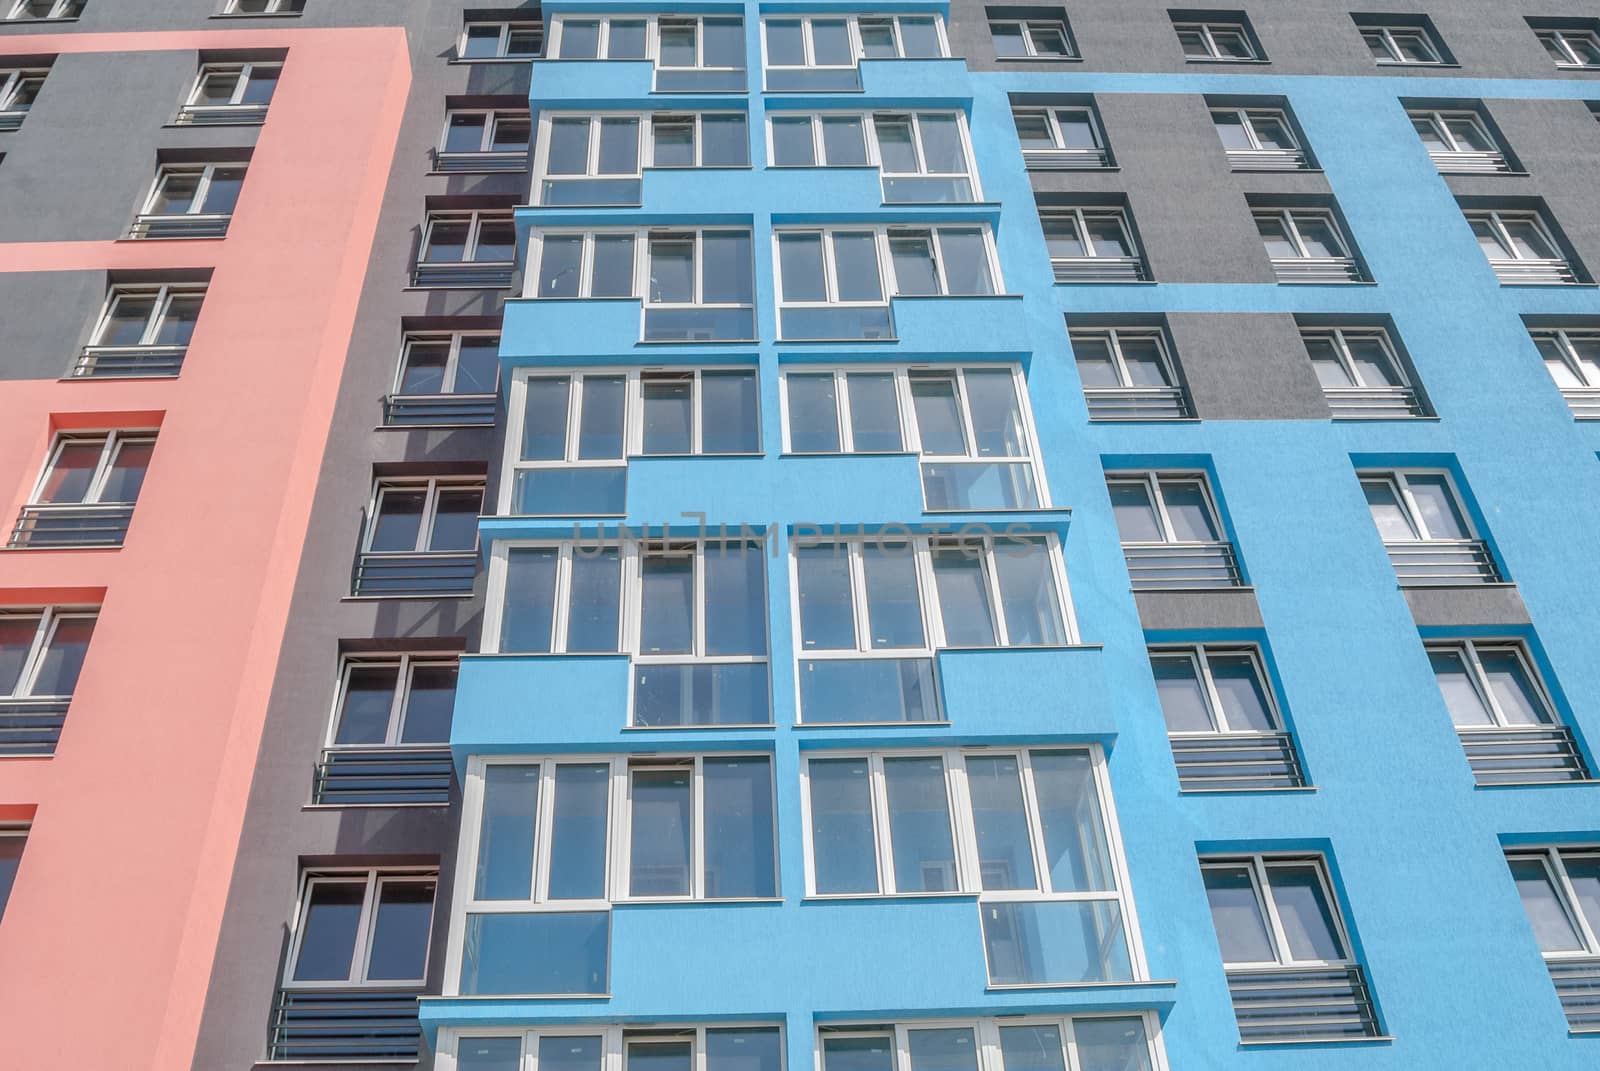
[652,117,695,166]
[459,911,608,994]
[1084,216,1131,258]
[1210,653,1275,732]
[200,168,245,215]
[862,542,924,648]
[642,375,693,455]
[99,294,157,346]
[702,371,759,453]
[890,234,939,296]
[597,117,640,174]
[1211,110,1250,149]
[765,19,805,66]
[701,114,748,166]
[907,1029,977,1071]
[608,20,647,59]
[1406,474,1470,540]
[648,235,695,304]
[1510,857,1584,952]
[1444,116,1493,152]
[795,544,855,649]
[982,900,1131,984]
[399,664,456,743]
[428,489,482,551]
[548,763,611,899]
[1042,215,1085,258]
[658,21,698,67]
[910,374,966,455]
[399,342,448,395]
[1362,478,1419,541]
[366,881,433,980]
[919,114,965,173]
[822,116,868,165]
[786,373,842,453]
[998,1025,1063,1071]
[37,442,102,504]
[1012,110,1054,149]
[859,18,898,57]
[808,758,878,893]
[798,658,941,724]
[704,542,767,656]
[1294,216,1344,258]
[369,489,424,552]
[707,1029,783,1071]
[824,1037,892,1071]
[445,113,487,153]
[846,373,903,452]
[778,234,827,302]
[771,116,816,166]
[1566,855,1600,939]
[459,1037,523,1071]
[993,537,1066,646]
[931,546,996,646]
[292,881,364,981]
[1032,749,1114,890]
[965,755,1037,890]
[334,664,398,745]
[883,755,957,892]
[155,295,202,346]
[899,17,943,57]
[541,1037,603,1071]
[150,171,201,214]
[834,232,885,301]
[630,767,692,895]
[875,116,918,172]
[1119,337,1171,387]
[939,229,996,294]
[29,617,92,697]
[1303,336,1355,388]
[1203,865,1274,963]
[500,547,559,652]
[475,764,539,900]
[639,554,694,654]
[537,236,584,297]
[1250,113,1295,150]
[1072,335,1120,387]
[964,370,1026,456]
[1073,1019,1153,1071]
[557,20,600,59]
[1346,336,1402,387]
[811,19,852,65]
[1151,655,1212,732]
[991,22,1026,57]
[703,757,776,897]
[1108,481,1161,542]
[702,230,753,305]
[591,235,636,298]
[521,377,571,460]
[1268,864,1347,961]
[1504,219,1559,261]
[566,548,622,653]
[1480,648,1551,726]
[1160,479,1220,542]
[1254,214,1297,258]
[577,375,625,459]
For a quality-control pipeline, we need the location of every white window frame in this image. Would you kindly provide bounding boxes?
[1425,638,1558,730]
[798,744,1147,978]
[1532,327,1600,389]
[89,284,206,349]
[645,111,747,167]
[1357,468,1479,543]
[816,1016,1171,1071]
[1253,208,1351,261]
[1360,22,1444,64]
[1148,644,1282,736]
[458,20,542,60]
[183,62,280,110]
[1209,107,1302,154]
[437,1023,790,1071]
[0,606,97,700]
[1408,108,1501,157]
[533,111,750,200]
[325,653,460,750]
[4,0,79,19]
[0,67,46,114]
[1201,854,1354,969]
[282,867,438,990]
[1505,847,1600,959]
[1173,20,1259,61]
[1068,327,1179,391]
[1106,471,1226,547]
[139,163,242,219]
[392,330,500,397]
[1299,326,1411,390]
[29,430,155,507]
[549,14,742,70]
[765,110,979,193]
[772,224,1003,309]
[1011,105,1108,158]
[439,108,531,155]
[988,18,1077,59]
[1537,26,1600,68]
[420,210,516,265]
[222,0,301,13]
[759,13,950,74]
[1466,208,1569,266]
[1040,206,1141,260]
[363,477,484,554]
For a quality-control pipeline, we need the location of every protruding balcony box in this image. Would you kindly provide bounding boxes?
[453,654,630,760]
[938,646,1113,738]
[625,454,927,524]
[531,59,657,104]
[857,58,971,101]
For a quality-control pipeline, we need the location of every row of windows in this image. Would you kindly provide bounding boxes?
[0,58,280,131]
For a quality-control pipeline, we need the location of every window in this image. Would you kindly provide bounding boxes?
[1464,206,1581,285]
[1504,846,1600,1031]
[763,14,947,91]
[552,15,745,91]
[535,112,748,205]
[803,745,1140,985]
[774,225,1000,340]
[437,109,531,172]
[448,1026,786,1071]
[1039,204,1147,283]
[285,868,435,986]
[647,112,748,167]
[1201,854,1380,1041]
[987,8,1077,59]
[1299,325,1424,418]
[222,0,303,13]
[0,67,46,131]
[1208,105,1307,170]
[0,828,23,921]
[1531,326,1600,418]
[490,538,770,727]
[1532,22,1600,68]
[3,0,81,19]
[783,365,1044,509]
[459,20,542,60]
[1172,14,1262,61]
[505,366,760,516]
[178,62,279,125]
[353,477,482,597]
[1150,644,1304,790]
[1011,103,1110,169]
[11,431,154,549]
[1408,106,1511,173]
[1355,16,1448,65]
[1359,468,1500,584]
[130,163,245,239]
[316,654,457,805]
[1107,471,1242,589]
[1252,206,1365,283]
[818,1017,1165,1071]
[415,209,516,288]
[791,534,1073,723]
[1426,639,1587,784]
[0,607,96,755]
[78,282,205,377]
[530,228,755,341]
[1070,326,1190,420]
[769,110,977,202]
[387,331,499,427]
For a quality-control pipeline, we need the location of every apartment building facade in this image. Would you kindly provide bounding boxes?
[2,2,1600,1070]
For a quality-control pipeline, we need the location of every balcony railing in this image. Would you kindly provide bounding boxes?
[1123,541,1243,590]
[1170,732,1306,791]
[1549,959,1600,1033]
[0,696,71,756]
[1428,148,1511,174]
[434,148,528,173]
[313,746,454,805]
[352,551,478,597]
[1559,387,1600,420]
[1226,147,1307,170]
[1270,256,1364,283]
[1457,726,1589,785]
[1052,256,1148,283]
[268,987,423,1063]
[1489,258,1578,285]
[383,392,497,427]
[1084,386,1191,421]
[411,260,516,289]
[1383,539,1500,585]
[128,213,231,239]
[0,110,26,133]
[1228,964,1382,1043]
[71,344,186,378]
[9,503,135,549]
[1323,385,1425,419]
[175,102,268,126]
[1023,146,1110,170]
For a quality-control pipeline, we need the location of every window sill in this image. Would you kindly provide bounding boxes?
[1230,165,1323,174]
[622,723,775,731]
[1553,64,1600,72]
[780,450,918,459]
[615,897,782,907]
[1089,416,1201,424]
[1238,1036,1394,1048]
[992,55,1083,63]
[1474,778,1594,790]
[1130,584,1257,594]
[1395,580,1517,590]
[793,720,952,729]
[303,801,449,811]
[450,56,538,65]
[1,16,77,23]
[341,593,477,603]
[1180,785,1317,796]
[802,891,978,903]
[939,642,1100,654]
[1438,167,1529,177]
[464,651,630,660]
[985,977,1177,993]
[1374,60,1458,69]
[163,118,265,129]
[1184,56,1270,65]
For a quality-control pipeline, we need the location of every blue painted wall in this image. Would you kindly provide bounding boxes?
[429,3,1600,1067]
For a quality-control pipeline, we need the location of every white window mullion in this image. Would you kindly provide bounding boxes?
[533,762,557,901]
[350,873,381,984]
[1016,750,1052,895]
[1548,849,1600,954]
[692,756,708,899]
[1252,857,1296,966]
[869,754,894,893]
[1195,651,1232,733]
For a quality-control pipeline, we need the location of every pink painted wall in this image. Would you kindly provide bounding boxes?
[0,28,412,1070]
